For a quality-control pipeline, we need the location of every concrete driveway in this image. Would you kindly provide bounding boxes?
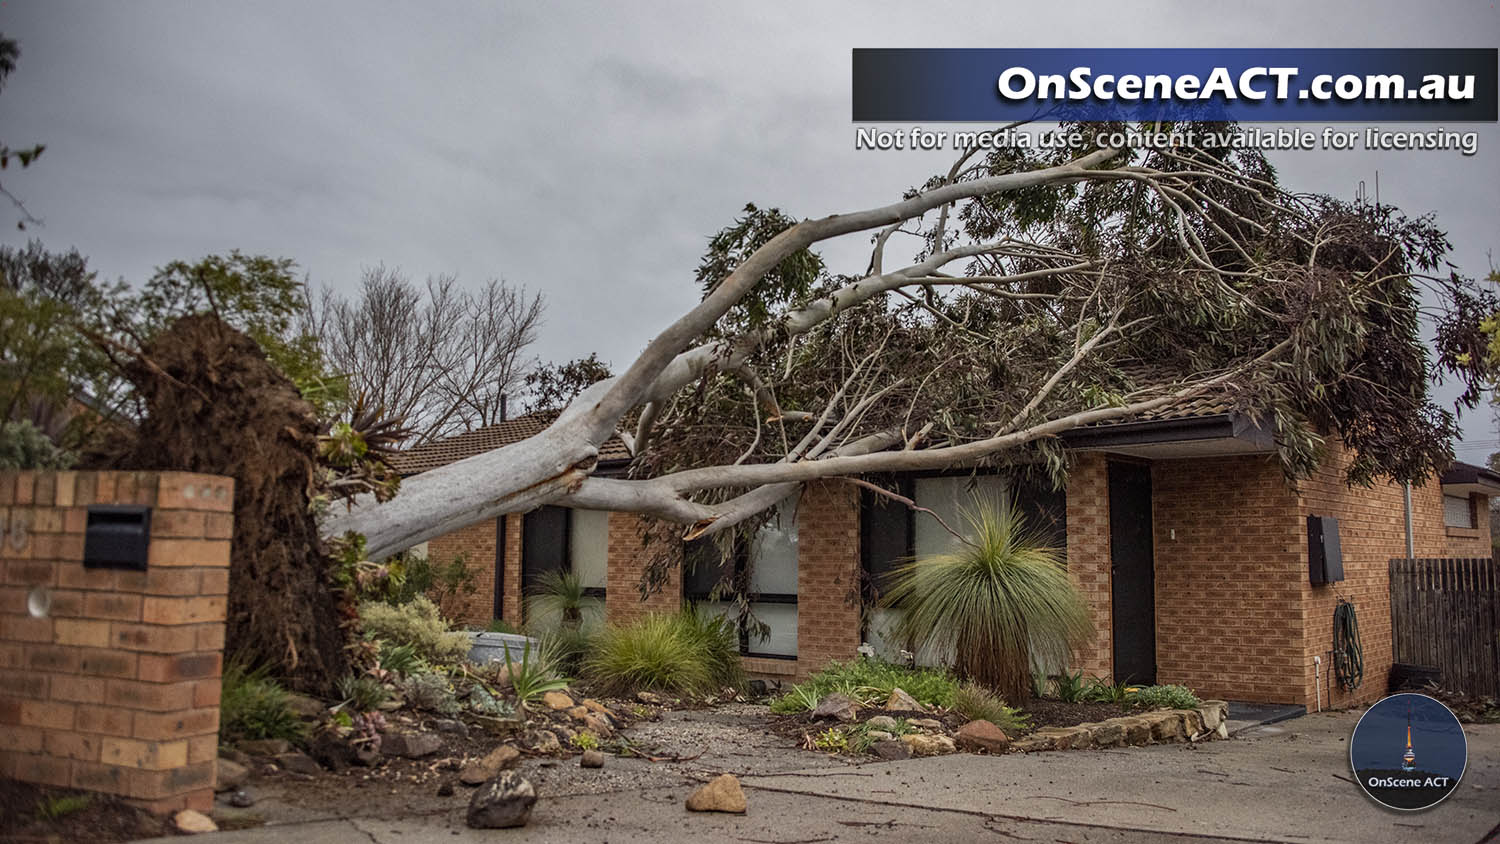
[142,711,1500,844]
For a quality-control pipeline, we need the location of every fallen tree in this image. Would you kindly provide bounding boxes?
[329,126,1492,560]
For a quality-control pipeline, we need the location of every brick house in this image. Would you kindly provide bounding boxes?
[396,409,1498,709]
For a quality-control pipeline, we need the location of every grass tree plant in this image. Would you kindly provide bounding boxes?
[884,501,1092,706]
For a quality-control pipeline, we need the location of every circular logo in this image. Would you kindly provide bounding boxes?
[1349,693,1467,811]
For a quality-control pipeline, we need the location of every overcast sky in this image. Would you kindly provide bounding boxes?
[2,1,1498,458]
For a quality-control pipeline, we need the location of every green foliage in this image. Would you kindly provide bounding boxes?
[523,353,613,414]
[884,502,1091,704]
[358,596,472,665]
[486,619,519,634]
[570,731,600,751]
[696,203,827,335]
[466,684,516,718]
[402,671,461,715]
[810,727,848,753]
[375,641,424,677]
[953,682,1031,733]
[769,657,959,713]
[1080,677,1132,705]
[536,624,592,677]
[582,609,745,698]
[0,419,72,469]
[336,673,390,713]
[846,718,913,754]
[1127,684,1201,711]
[363,550,477,608]
[35,794,90,821]
[526,570,590,630]
[504,639,570,709]
[221,660,306,744]
[1051,670,1088,704]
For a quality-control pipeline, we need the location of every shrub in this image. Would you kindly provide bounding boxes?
[571,731,599,751]
[336,673,390,713]
[380,550,477,608]
[526,570,590,630]
[1080,677,1132,704]
[35,794,90,821]
[536,624,593,677]
[221,660,305,744]
[402,671,462,715]
[582,609,745,698]
[467,684,516,718]
[769,657,958,713]
[506,639,570,709]
[359,596,471,665]
[1128,684,1201,710]
[486,618,519,634]
[883,502,1093,705]
[375,641,424,677]
[0,420,73,470]
[810,727,848,752]
[1052,669,1087,703]
[953,682,1030,733]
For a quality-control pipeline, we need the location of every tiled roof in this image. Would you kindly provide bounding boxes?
[390,412,632,475]
[1109,363,1237,423]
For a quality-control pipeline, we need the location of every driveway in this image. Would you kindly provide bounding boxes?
[142,711,1500,843]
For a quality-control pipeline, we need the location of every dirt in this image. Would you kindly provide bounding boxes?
[89,314,349,692]
[0,778,172,843]
[1024,698,1130,730]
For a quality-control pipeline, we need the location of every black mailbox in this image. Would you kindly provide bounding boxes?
[83,506,152,571]
[1307,514,1344,586]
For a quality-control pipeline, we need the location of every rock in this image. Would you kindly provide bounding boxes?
[1117,716,1153,746]
[382,731,443,759]
[900,733,956,756]
[580,749,605,768]
[866,730,893,742]
[239,739,291,757]
[685,774,747,813]
[1215,721,1229,739]
[812,693,858,723]
[955,720,1009,754]
[353,747,380,767]
[1043,726,1093,750]
[433,719,470,739]
[747,679,769,697]
[460,744,522,785]
[906,718,944,731]
[1148,711,1187,743]
[306,730,356,772]
[220,748,252,767]
[173,809,218,834]
[542,690,575,711]
[1010,735,1053,753]
[531,730,562,755]
[1197,700,1227,731]
[636,691,664,705]
[1087,722,1126,748]
[228,789,255,808]
[274,751,322,775]
[871,739,911,760]
[581,713,614,738]
[466,770,537,829]
[215,758,249,792]
[865,715,898,731]
[566,705,590,720]
[552,725,576,742]
[581,698,611,715]
[886,687,927,712]
[285,693,326,719]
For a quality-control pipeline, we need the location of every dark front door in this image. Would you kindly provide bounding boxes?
[1108,461,1156,685]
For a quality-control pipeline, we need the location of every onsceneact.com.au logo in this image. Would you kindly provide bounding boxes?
[1350,693,1467,811]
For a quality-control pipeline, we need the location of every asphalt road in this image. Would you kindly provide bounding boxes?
[140,711,1500,843]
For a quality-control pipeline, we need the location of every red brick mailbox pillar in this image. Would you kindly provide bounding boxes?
[0,471,234,813]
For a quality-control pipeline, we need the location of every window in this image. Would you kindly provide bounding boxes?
[683,493,799,659]
[859,472,1065,663]
[1443,494,1476,529]
[521,506,608,625]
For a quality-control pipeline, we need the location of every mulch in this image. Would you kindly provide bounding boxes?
[0,779,173,843]
[1023,698,1127,731]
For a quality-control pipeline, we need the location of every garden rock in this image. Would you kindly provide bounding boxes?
[1089,722,1126,748]
[686,773,747,813]
[173,809,218,834]
[580,749,605,768]
[307,730,356,771]
[886,687,926,712]
[229,789,255,808]
[239,739,291,757]
[955,719,1009,753]
[382,731,443,759]
[637,691,664,704]
[871,739,911,760]
[543,690,575,710]
[907,717,944,731]
[433,718,470,738]
[437,781,455,797]
[581,713,615,738]
[460,744,521,785]
[865,715,898,731]
[353,747,380,767]
[866,730,893,742]
[466,770,536,829]
[812,693,858,722]
[221,748,252,767]
[274,751,323,775]
[1118,716,1153,746]
[215,758,249,792]
[900,733,956,756]
[1148,711,1187,743]
[285,693,326,719]
[531,731,562,754]
[567,705,590,720]
[582,698,610,715]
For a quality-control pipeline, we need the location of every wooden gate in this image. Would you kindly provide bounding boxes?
[1388,557,1500,697]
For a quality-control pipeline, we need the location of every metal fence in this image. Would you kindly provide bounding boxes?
[1388,557,1499,698]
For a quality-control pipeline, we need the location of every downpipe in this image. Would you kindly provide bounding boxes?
[1314,655,1322,712]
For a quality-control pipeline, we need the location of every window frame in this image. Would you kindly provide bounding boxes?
[682,503,800,661]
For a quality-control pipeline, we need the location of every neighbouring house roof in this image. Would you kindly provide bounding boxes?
[1439,461,1500,497]
[390,411,633,476]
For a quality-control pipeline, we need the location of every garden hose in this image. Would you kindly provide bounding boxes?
[1333,599,1364,692]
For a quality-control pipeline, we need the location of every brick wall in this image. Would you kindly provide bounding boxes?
[792,481,862,677]
[1152,454,1306,703]
[1064,453,1112,678]
[426,517,497,627]
[0,471,233,813]
[604,513,681,625]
